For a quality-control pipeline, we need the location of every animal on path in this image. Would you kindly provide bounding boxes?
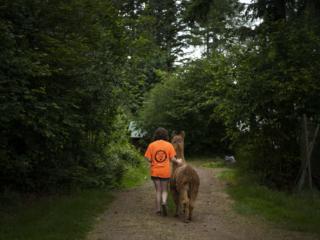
[170,131,200,223]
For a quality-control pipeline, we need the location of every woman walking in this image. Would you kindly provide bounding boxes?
[144,127,182,216]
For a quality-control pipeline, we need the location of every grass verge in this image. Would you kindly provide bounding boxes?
[0,190,113,240]
[121,162,149,189]
[201,161,226,169]
[215,168,320,236]
[188,156,225,167]
[167,192,176,216]
[0,162,149,240]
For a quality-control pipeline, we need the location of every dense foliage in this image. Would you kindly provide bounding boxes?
[0,0,137,192]
[140,58,228,155]
[224,0,320,189]
[116,0,184,114]
[1,0,319,192]
[140,0,320,189]
[0,0,185,193]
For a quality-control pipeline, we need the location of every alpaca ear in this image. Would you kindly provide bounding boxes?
[171,130,177,138]
[180,131,185,138]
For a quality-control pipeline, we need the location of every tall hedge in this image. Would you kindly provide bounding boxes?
[0,0,126,192]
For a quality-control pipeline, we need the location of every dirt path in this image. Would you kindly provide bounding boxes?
[87,166,317,240]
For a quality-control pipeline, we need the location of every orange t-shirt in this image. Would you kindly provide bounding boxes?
[144,140,176,178]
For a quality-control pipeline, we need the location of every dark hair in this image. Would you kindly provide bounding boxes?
[153,127,169,141]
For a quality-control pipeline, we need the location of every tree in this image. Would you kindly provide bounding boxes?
[117,0,184,114]
[140,55,228,155]
[214,0,320,189]
[182,0,242,55]
[0,0,128,192]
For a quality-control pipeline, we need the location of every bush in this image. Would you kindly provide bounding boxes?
[0,0,125,193]
[235,133,300,190]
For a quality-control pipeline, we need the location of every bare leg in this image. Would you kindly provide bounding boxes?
[152,179,161,213]
[160,180,169,205]
[160,180,169,216]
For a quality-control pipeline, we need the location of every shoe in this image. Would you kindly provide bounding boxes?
[156,210,161,216]
[161,204,167,216]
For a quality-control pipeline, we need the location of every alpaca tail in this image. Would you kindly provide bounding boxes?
[187,167,200,201]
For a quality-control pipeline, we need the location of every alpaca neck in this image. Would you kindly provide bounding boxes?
[172,143,186,174]
[175,143,185,160]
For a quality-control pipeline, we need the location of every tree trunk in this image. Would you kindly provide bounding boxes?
[297,114,319,192]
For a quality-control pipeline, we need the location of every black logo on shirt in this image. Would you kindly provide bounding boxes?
[155,150,167,163]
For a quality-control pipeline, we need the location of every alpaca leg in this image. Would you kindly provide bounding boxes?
[184,200,190,223]
[188,201,195,221]
[170,180,179,216]
[179,187,190,222]
[172,191,179,217]
[179,188,186,215]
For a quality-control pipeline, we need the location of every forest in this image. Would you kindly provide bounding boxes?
[1,0,320,195]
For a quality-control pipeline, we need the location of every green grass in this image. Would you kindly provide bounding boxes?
[201,161,226,168]
[0,190,114,240]
[167,193,175,215]
[217,169,320,236]
[0,162,149,240]
[121,162,149,189]
[188,156,225,167]
[216,169,238,184]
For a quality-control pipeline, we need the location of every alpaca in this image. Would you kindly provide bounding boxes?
[170,131,200,222]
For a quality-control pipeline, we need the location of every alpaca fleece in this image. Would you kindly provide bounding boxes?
[170,132,200,222]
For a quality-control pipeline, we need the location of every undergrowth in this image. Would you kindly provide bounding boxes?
[200,157,320,236]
